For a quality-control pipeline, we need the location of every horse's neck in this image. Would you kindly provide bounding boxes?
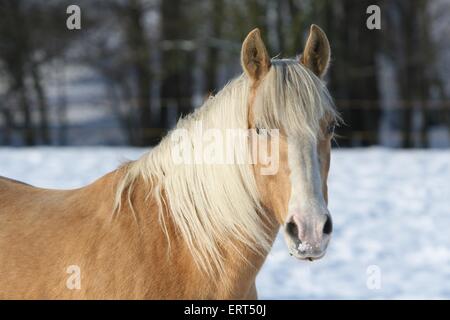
[217,225,279,298]
[106,169,278,298]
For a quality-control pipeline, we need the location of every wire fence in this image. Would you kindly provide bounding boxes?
[1,99,450,147]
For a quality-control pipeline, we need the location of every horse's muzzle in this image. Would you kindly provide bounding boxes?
[284,212,332,261]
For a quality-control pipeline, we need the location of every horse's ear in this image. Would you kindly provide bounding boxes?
[241,28,271,82]
[300,24,330,78]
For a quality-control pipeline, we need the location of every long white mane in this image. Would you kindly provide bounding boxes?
[114,59,338,277]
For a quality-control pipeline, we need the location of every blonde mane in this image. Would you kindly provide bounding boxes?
[113,59,338,277]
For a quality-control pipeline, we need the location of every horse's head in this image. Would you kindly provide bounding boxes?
[242,26,338,261]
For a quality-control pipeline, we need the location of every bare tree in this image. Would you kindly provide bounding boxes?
[160,0,194,129]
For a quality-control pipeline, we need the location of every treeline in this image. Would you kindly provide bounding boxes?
[0,0,448,147]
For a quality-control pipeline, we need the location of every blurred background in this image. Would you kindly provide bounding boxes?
[0,0,449,147]
[1,0,450,299]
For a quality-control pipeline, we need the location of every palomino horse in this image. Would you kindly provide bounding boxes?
[0,25,338,299]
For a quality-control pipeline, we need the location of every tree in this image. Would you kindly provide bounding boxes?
[160,0,194,131]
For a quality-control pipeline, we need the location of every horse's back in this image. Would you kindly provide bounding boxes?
[0,176,30,187]
[0,176,42,220]
[0,176,67,222]
[0,175,104,298]
[0,171,160,299]
[0,173,247,299]
[0,176,33,198]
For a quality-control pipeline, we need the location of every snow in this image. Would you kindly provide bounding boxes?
[297,243,313,252]
[0,147,449,299]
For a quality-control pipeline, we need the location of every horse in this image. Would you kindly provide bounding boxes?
[0,25,339,299]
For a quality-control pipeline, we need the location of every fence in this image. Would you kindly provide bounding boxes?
[1,99,449,147]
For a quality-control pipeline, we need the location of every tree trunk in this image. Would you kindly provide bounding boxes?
[18,81,34,146]
[31,64,50,144]
[204,0,223,94]
[322,0,382,147]
[0,108,13,145]
[160,0,193,130]
[124,0,153,146]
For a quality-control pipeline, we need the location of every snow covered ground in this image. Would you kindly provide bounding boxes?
[0,147,449,299]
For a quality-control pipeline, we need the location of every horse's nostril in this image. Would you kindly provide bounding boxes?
[286,221,299,240]
[323,215,333,235]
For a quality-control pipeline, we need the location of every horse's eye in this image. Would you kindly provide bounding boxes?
[327,122,336,135]
[255,127,261,134]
